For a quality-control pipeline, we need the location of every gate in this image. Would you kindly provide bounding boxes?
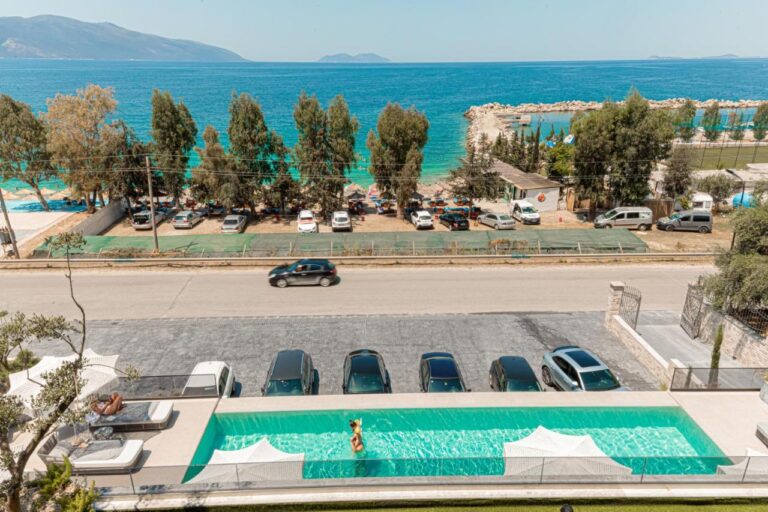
[680,284,705,339]
[618,285,642,330]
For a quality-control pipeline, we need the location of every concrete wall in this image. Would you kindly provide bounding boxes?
[513,187,559,212]
[70,200,126,236]
[698,304,768,367]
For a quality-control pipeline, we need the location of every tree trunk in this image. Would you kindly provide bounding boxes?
[85,194,95,214]
[5,488,21,512]
[31,184,50,212]
[98,191,106,208]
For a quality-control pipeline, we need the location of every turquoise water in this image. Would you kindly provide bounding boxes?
[1,59,768,190]
[187,407,728,480]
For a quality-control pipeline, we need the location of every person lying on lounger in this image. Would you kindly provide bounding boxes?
[91,392,124,416]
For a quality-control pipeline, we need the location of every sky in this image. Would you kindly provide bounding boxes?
[2,0,767,62]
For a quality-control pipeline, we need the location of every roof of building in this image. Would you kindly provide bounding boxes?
[491,159,562,190]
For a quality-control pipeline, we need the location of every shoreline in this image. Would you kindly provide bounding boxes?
[465,98,768,145]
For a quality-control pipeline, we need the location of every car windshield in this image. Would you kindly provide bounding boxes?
[669,213,681,220]
[521,207,537,214]
[498,215,512,221]
[348,373,384,393]
[506,379,541,391]
[133,215,150,223]
[580,369,620,391]
[223,219,239,225]
[265,379,304,396]
[174,215,187,221]
[428,378,464,392]
[335,215,348,221]
[603,210,618,219]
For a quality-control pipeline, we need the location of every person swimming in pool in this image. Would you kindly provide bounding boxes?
[349,419,364,453]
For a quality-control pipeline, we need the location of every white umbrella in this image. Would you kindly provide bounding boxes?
[187,438,304,485]
[503,426,631,478]
[8,349,119,412]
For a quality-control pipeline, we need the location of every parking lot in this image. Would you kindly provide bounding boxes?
[34,312,658,394]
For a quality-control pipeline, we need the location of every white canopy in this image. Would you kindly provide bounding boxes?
[187,438,304,485]
[717,448,768,477]
[503,426,632,478]
[8,349,119,412]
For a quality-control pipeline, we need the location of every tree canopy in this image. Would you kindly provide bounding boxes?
[448,134,505,204]
[701,102,721,142]
[674,99,697,142]
[753,102,768,142]
[151,90,197,205]
[663,145,695,199]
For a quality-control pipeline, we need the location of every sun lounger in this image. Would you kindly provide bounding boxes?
[757,423,768,447]
[90,401,173,432]
[38,435,143,475]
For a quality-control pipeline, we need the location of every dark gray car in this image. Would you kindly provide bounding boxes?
[656,210,713,233]
[261,350,318,396]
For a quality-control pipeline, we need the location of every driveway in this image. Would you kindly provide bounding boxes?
[34,312,658,395]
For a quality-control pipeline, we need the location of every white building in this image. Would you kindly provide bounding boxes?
[491,159,562,212]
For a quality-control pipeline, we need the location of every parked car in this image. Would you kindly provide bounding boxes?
[509,200,541,225]
[221,214,248,233]
[297,210,319,233]
[130,210,165,231]
[593,207,653,231]
[419,352,468,392]
[171,210,204,229]
[261,350,318,396]
[656,210,713,233]
[268,258,337,288]
[439,213,470,231]
[477,212,516,230]
[342,349,392,394]
[410,209,434,229]
[541,346,623,392]
[489,356,542,392]
[183,361,236,398]
[331,211,352,232]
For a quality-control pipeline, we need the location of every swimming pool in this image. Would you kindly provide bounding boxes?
[187,407,729,480]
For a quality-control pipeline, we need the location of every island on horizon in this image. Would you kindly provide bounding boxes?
[317,52,391,64]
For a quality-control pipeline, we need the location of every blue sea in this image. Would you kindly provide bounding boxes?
[1,58,767,188]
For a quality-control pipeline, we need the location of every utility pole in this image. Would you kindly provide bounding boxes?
[0,187,20,259]
[145,156,160,254]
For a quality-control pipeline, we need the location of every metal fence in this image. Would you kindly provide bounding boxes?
[618,285,642,330]
[76,454,768,497]
[669,367,768,391]
[109,374,220,400]
[727,304,768,337]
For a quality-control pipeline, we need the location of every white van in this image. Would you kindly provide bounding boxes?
[509,200,541,225]
[594,207,653,230]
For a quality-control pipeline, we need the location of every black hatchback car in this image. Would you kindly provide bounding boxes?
[489,356,542,392]
[261,349,318,396]
[342,349,392,394]
[439,213,470,231]
[268,259,337,288]
[419,352,469,392]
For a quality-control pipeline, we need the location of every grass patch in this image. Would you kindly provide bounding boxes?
[174,499,768,512]
[690,144,768,170]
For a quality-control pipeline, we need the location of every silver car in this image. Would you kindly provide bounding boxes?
[171,210,204,229]
[656,210,712,233]
[477,213,516,230]
[541,346,624,391]
[221,215,248,233]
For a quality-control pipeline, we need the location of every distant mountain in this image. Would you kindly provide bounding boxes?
[649,53,742,60]
[318,53,390,64]
[0,15,245,61]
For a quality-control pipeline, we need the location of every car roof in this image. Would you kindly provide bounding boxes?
[498,356,537,379]
[554,347,606,371]
[348,350,382,374]
[333,211,348,215]
[190,361,228,377]
[296,258,330,266]
[424,355,460,378]
[415,210,431,215]
[611,206,652,212]
[223,214,242,220]
[270,350,305,380]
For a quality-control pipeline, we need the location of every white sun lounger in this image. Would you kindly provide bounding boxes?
[90,401,174,432]
[38,435,144,475]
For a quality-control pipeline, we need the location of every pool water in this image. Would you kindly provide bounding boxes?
[188,407,728,480]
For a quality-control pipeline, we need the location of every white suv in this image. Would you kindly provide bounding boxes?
[410,210,434,229]
[183,361,235,398]
[297,210,318,233]
[331,211,352,232]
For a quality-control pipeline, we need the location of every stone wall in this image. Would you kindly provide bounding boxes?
[70,200,126,236]
[698,304,768,367]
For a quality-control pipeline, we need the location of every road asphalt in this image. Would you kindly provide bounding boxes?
[0,263,713,320]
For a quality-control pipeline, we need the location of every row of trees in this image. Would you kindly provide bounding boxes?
[675,99,768,142]
[0,86,431,219]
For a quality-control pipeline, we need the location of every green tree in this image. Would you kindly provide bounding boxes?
[367,103,429,218]
[544,141,574,181]
[663,145,695,198]
[609,90,674,205]
[0,95,56,211]
[675,99,697,142]
[190,126,236,209]
[753,179,768,206]
[45,85,119,212]
[752,102,768,142]
[696,174,737,211]
[228,92,279,213]
[448,134,505,204]
[525,125,541,172]
[150,90,197,207]
[728,110,745,141]
[99,121,155,217]
[701,102,721,142]
[730,200,768,256]
[708,324,724,387]
[571,106,615,218]
[327,95,360,205]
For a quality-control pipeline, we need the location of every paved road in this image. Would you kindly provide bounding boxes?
[33,312,659,395]
[0,264,713,320]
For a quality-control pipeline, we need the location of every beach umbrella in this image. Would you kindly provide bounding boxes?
[1,190,20,200]
[40,188,59,197]
[346,191,366,202]
[503,426,631,478]
[187,438,304,485]
[8,349,120,413]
